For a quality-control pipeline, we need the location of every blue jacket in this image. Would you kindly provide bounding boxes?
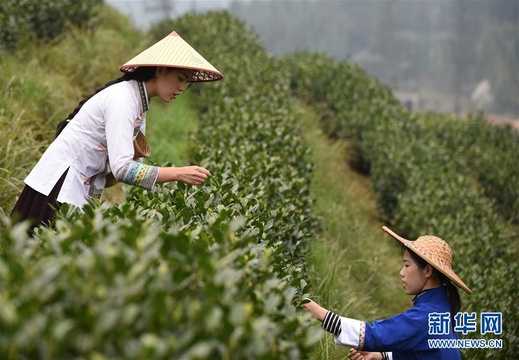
[322,287,462,359]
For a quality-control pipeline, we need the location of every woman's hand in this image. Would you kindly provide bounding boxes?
[348,349,383,360]
[301,298,329,322]
[158,166,211,185]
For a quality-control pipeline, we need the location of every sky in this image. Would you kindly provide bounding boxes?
[106,0,233,29]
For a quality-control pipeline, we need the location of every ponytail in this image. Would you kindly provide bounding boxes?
[55,67,158,138]
[438,272,462,325]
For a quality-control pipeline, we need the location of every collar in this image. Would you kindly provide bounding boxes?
[138,81,150,112]
[412,286,447,305]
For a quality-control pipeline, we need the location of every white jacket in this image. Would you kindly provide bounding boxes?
[25,80,159,208]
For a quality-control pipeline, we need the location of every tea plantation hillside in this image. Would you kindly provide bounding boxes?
[281,52,518,359]
[1,4,517,360]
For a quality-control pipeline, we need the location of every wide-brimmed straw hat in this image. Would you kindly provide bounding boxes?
[382,226,472,294]
[120,31,223,82]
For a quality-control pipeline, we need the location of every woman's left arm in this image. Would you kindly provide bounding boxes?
[303,298,425,352]
[303,299,365,348]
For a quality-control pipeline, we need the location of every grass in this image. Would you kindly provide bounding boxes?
[146,90,198,167]
[0,56,66,215]
[294,101,409,359]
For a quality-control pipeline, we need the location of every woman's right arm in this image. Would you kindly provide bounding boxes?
[157,166,211,185]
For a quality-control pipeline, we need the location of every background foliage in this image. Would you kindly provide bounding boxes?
[229,0,519,118]
[0,0,103,50]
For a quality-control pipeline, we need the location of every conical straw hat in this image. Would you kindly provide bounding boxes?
[120,31,223,82]
[383,226,472,294]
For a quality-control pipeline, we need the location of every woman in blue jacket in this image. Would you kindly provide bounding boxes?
[303,226,472,360]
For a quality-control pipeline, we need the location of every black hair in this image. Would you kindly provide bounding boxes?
[406,247,462,325]
[54,67,158,138]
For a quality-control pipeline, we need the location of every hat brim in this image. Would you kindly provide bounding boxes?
[120,64,223,82]
[383,226,473,294]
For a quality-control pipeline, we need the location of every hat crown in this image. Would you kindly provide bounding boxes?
[120,31,223,82]
[414,235,453,270]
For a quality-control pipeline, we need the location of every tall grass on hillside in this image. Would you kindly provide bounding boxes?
[0,111,43,214]
[0,65,63,212]
[295,101,408,360]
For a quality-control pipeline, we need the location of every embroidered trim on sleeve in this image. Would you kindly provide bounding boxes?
[116,160,159,190]
[322,311,342,337]
[358,321,366,349]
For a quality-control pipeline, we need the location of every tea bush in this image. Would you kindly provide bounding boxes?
[419,113,519,224]
[0,0,103,50]
[0,198,319,359]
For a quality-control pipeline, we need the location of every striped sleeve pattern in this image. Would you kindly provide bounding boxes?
[116,160,159,190]
[322,310,342,337]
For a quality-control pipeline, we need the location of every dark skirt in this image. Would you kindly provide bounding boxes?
[11,169,68,231]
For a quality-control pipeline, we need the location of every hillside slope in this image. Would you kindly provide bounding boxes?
[295,101,409,359]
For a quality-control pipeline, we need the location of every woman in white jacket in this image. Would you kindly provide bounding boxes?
[11,31,223,231]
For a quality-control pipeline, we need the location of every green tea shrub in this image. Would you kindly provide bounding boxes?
[0,198,319,359]
[281,52,408,175]
[420,113,519,224]
[0,0,103,50]
[166,11,318,266]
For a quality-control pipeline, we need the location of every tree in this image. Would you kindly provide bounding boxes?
[146,0,176,22]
